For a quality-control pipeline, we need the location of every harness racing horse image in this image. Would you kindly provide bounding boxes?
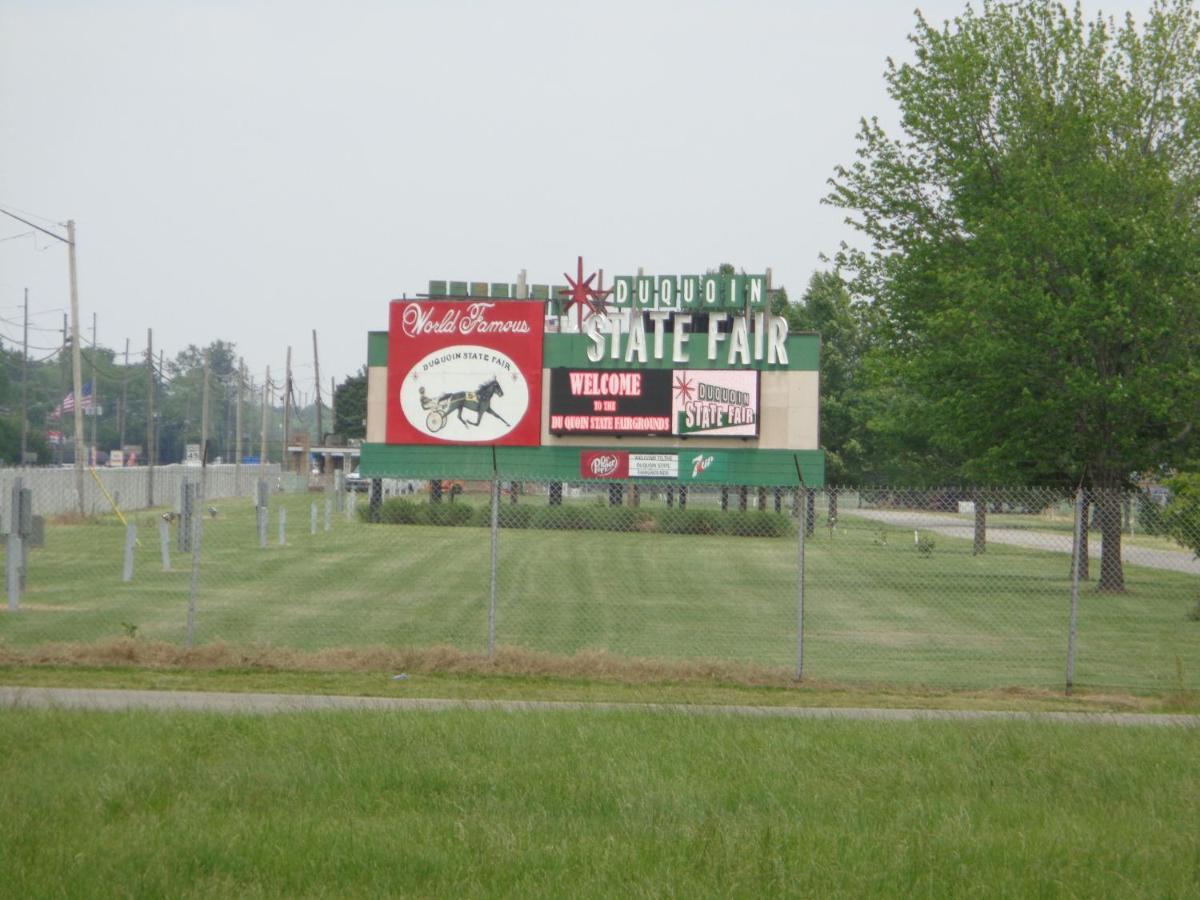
[419,377,509,433]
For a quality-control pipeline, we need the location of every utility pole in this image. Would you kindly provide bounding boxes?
[118,338,129,453]
[312,330,323,443]
[199,353,211,485]
[68,220,85,515]
[235,357,244,493]
[330,376,337,434]
[146,329,156,506]
[20,288,28,462]
[260,365,269,475]
[90,312,98,459]
[59,313,68,466]
[283,346,292,473]
[186,351,210,648]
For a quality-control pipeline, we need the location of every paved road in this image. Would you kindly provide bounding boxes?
[847,510,1200,575]
[1,686,1195,727]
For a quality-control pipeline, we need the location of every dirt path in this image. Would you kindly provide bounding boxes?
[847,510,1200,575]
[1,686,1195,727]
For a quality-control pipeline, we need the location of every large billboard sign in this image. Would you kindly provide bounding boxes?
[549,368,758,438]
[386,301,544,446]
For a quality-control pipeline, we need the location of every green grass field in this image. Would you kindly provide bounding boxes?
[0,491,1196,691]
[1,707,1197,897]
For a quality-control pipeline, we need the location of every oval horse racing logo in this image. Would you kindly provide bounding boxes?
[399,344,529,442]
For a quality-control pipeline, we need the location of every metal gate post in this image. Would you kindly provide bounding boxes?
[1066,487,1083,693]
[795,487,807,681]
[488,476,499,658]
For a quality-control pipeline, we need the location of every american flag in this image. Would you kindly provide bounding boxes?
[52,381,94,418]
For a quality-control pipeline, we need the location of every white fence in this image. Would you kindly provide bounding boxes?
[0,464,285,519]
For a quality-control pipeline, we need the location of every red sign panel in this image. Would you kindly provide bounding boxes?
[580,451,629,479]
[386,301,544,446]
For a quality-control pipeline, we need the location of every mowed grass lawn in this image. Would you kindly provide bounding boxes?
[0,707,1197,897]
[1,492,1196,690]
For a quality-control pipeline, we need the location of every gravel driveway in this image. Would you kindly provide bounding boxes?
[846,509,1200,576]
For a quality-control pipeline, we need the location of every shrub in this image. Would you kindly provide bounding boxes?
[1136,490,1166,535]
[653,509,720,536]
[656,509,696,534]
[364,496,792,538]
[530,505,589,531]
[424,502,475,527]
[1162,473,1200,558]
[376,498,422,524]
[717,511,795,538]
[497,504,536,529]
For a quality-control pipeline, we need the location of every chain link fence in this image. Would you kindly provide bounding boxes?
[1,470,1197,692]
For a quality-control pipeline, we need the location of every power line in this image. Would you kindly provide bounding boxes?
[0,201,62,228]
[0,206,69,245]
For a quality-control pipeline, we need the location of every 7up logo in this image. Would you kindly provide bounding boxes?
[691,454,715,479]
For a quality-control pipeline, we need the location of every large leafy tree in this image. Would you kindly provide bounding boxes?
[828,0,1200,590]
[334,368,367,440]
[785,272,879,484]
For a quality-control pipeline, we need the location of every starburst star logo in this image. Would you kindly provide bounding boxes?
[673,373,695,403]
[558,256,612,325]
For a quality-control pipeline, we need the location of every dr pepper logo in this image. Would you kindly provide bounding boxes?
[590,454,621,476]
[580,451,629,479]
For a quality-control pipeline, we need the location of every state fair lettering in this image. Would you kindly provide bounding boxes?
[401,302,532,339]
[584,311,789,366]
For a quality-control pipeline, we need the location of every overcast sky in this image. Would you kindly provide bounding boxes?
[0,0,1157,397]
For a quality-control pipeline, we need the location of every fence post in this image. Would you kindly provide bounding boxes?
[18,487,31,589]
[1065,487,1083,693]
[178,482,194,552]
[185,498,203,649]
[158,518,171,571]
[346,491,355,522]
[324,497,332,532]
[488,475,499,658]
[257,479,268,548]
[973,488,987,555]
[122,523,137,583]
[278,507,287,545]
[369,479,382,522]
[7,477,22,611]
[795,486,807,680]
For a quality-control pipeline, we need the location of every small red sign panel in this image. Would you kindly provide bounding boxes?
[386,301,545,446]
[580,451,629,479]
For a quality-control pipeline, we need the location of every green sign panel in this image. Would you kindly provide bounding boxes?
[678,450,728,482]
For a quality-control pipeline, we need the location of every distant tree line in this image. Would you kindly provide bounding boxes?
[0,337,366,467]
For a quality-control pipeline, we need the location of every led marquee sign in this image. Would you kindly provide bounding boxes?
[548,368,759,438]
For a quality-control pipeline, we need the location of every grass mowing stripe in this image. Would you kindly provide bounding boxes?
[1,708,1197,897]
[4,494,1197,691]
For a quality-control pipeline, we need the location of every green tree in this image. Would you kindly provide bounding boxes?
[827,0,1200,590]
[334,368,368,440]
[785,272,878,483]
[160,340,240,463]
